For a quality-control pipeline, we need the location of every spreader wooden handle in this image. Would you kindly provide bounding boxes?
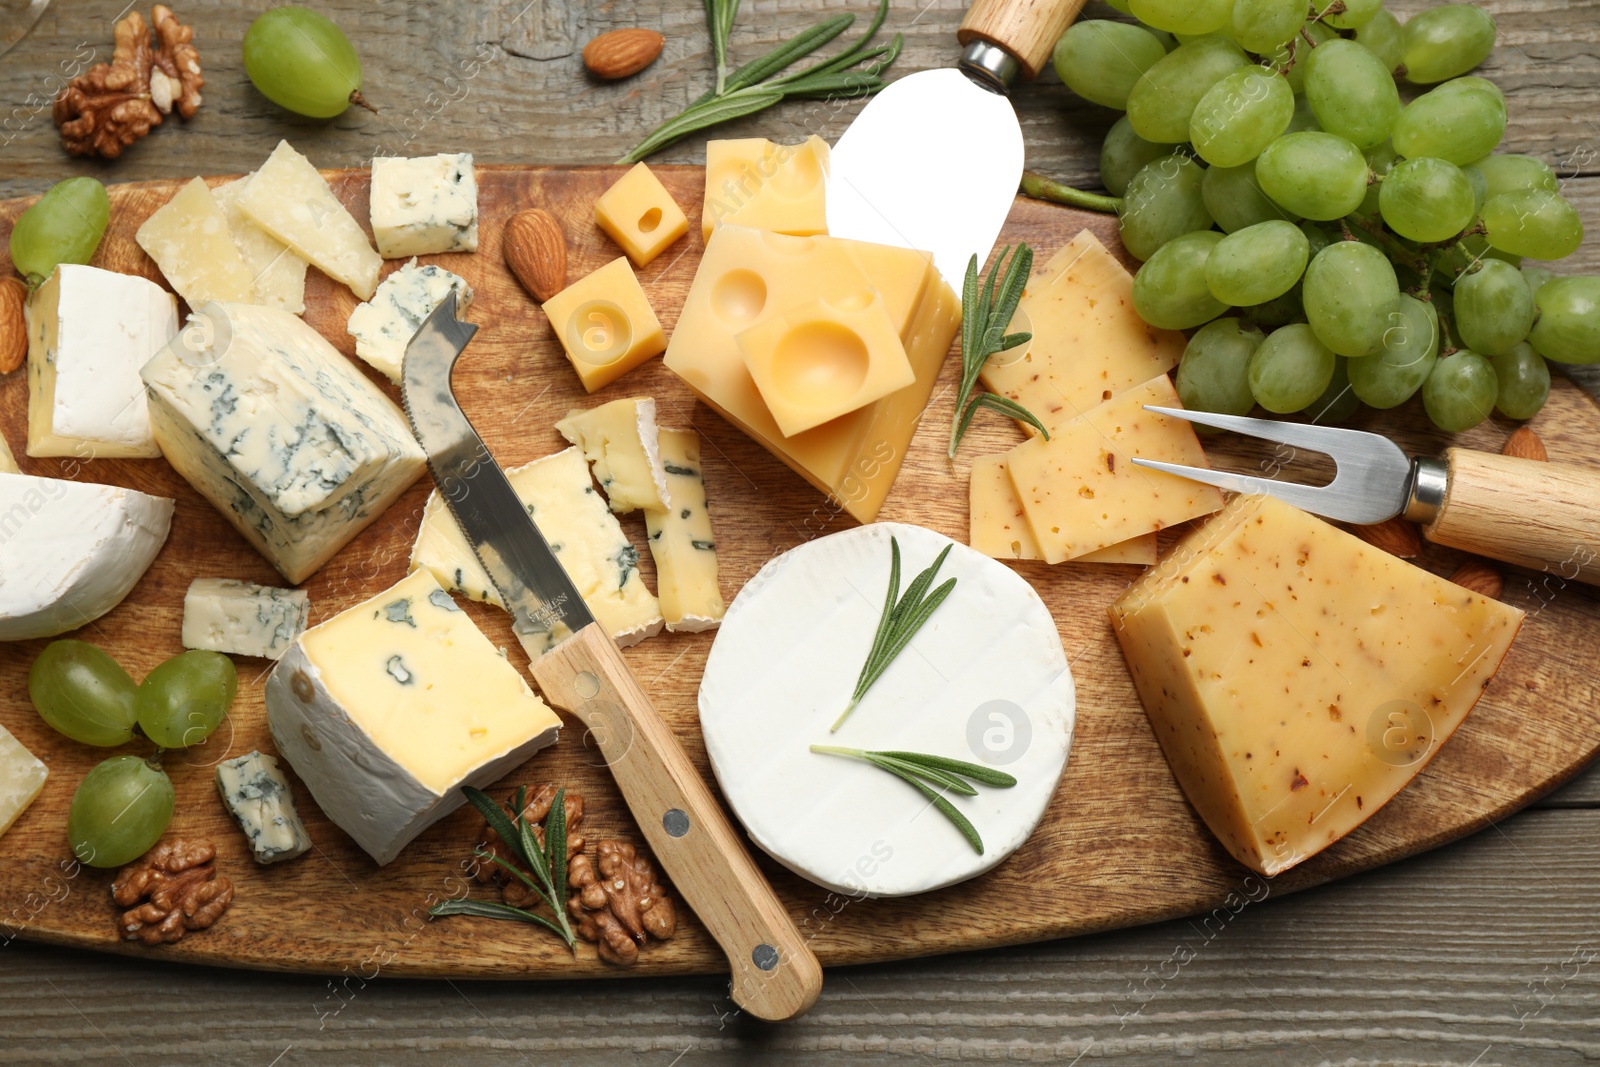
[958,0,1088,80]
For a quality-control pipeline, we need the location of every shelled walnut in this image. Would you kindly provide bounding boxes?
[54,5,202,159]
[568,840,677,967]
[473,784,586,909]
[112,839,233,946]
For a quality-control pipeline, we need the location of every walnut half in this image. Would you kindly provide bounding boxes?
[53,6,202,159]
[568,840,677,967]
[112,839,234,946]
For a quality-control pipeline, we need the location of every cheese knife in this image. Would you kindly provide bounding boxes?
[401,295,823,1021]
[827,0,1087,286]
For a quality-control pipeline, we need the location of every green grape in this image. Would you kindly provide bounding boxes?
[1242,283,1306,327]
[1262,21,1335,94]
[1176,318,1264,417]
[1303,241,1401,356]
[1202,162,1300,232]
[1454,259,1535,356]
[29,640,138,748]
[1391,79,1507,164]
[1491,342,1551,419]
[1100,116,1180,197]
[1401,4,1497,84]
[1422,351,1498,431]
[1130,0,1233,34]
[1529,276,1600,365]
[1304,39,1400,149]
[1132,231,1230,330]
[1304,356,1361,422]
[67,755,175,869]
[1353,8,1404,72]
[9,177,110,286]
[1190,67,1295,168]
[1248,324,1337,413]
[1254,131,1370,221]
[1468,154,1559,199]
[1460,232,1521,268]
[1232,0,1307,53]
[1481,190,1584,260]
[1205,220,1310,306]
[1054,21,1170,109]
[1106,0,1132,11]
[1283,95,1321,134]
[1119,155,1214,261]
[135,650,238,750]
[1433,74,1504,104]
[1316,0,1381,29]
[243,7,366,119]
[1365,140,1399,177]
[1378,157,1476,242]
[1521,265,1555,299]
[1300,221,1335,259]
[1127,37,1249,143]
[1463,162,1489,214]
[1347,295,1440,407]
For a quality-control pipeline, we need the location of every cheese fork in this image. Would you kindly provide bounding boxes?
[1132,406,1600,586]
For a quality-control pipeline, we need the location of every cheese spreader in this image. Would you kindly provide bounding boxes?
[401,295,822,1021]
[1133,405,1600,586]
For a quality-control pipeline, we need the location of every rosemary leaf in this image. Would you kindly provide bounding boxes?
[464,786,527,867]
[873,751,1018,788]
[619,90,786,164]
[956,392,1051,446]
[448,786,578,949]
[724,14,856,95]
[809,745,1015,853]
[475,848,546,899]
[545,787,568,906]
[865,753,978,796]
[949,245,1047,457]
[872,577,956,681]
[429,898,570,939]
[865,755,985,854]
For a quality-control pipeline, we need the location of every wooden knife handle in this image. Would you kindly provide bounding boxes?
[1422,448,1600,585]
[531,623,823,1021]
[958,0,1088,80]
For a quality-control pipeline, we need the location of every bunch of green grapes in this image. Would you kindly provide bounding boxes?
[1054,2,1595,432]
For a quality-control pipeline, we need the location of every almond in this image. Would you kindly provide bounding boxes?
[1450,558,1504,600]
[1354,515,1423,558]
[0,276,26,375]
[504,209,567,303]
[1502,425,1548,462]
[583,28,664,80]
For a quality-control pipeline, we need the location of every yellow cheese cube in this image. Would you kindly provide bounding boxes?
[703,136,829,243]
[1006,376,1223,563]
[1109,494,1524,876]
[555,396,669,512]
[135,177,258,309]
[968,453,1156,564]
[982,230,1185,434]
[595,163,690,268]
[645,428,726,632]
[542,257,666,392]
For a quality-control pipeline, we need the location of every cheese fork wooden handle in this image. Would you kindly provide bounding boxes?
[532,623,823,1022]
[958,0,1088,80]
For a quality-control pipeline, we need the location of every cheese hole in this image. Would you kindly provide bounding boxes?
[769,145,823,197]
[565,299,633,366]
[712,269,767,324]
[770,321,870,408]
[829,288,875,313]
[761,230,816,257]
[638,207,662,234]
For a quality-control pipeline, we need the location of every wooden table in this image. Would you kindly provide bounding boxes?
[2,1,1598,1062]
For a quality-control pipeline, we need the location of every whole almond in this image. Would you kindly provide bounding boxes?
[1354,515,1423,558]
[0,276,27,374]
[504,209,567,303]
[583,28,664,80]
[1450,558,1504,600]
[1502,426,1548,462]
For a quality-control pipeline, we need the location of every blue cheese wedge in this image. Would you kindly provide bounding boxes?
[369,153,479,258]
[140,302,425,584]
[346,258,474,383]
[182,578,311,661]
[135,177,258,309]
[212,176,309,315]
[0,723,48,840]
[265,568,561,866]
[554,397,669,512]
[215,751,313,864]
[236,140,383,300]
[645,428,726,632]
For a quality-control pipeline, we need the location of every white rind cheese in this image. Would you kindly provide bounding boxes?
[370,153,479,259]
[134,176,258,309]
[0,723,48,839]
[265,568,562,866]
[0,472,173,640]
[699,522,1076,898]
[182,578,311,660]
[213,176,309,315]
[215,750,313,864]
[645,428,726,632]
[554,397,669,513]
[25,264,176,459]
[141,302,425,584]
[237,140,383,300]
[346,258,474,383]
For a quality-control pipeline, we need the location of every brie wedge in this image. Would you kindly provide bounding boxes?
[0,723,48,840]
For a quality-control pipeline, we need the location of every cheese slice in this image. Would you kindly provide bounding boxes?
[213,176,309,315]
[182,578,311,661]
[554,396,668,512]
[409,447,663,652]
[645,428,726,632]
[237,140,383,299]
[266,568,562,866]
[215,751,313,864]
[0,724,47,839]
[1109,494,1525,876]
[347,258,474,383]
[135,176,258,309]
[369,152,479,259]
[1006,376,1224,564]
[968,453,1157,564]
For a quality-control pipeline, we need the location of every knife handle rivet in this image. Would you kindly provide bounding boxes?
[574,670,601,699]
[752,943,779,971]
[663,808,690,838]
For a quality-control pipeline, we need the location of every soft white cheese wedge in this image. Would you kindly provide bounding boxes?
[555,397,669,512]
[237,140,383,299]
[182,578,311,661]
[0,723,48,840]
[265,568,562,866]
[346,258,473,383]
[25,264,176,459]
[135,176,258,309]
[213,176,309,315]
[645,427,726,632]
[215,750,313,864]
[0,472,173,640]
[369,153,479,258]
[699,522,1076,898]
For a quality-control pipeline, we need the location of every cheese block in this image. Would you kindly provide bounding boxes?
[0,723,48,840]
[237,140,383,299]
[645,428,726,632]
[981,230,1185,434]
[134,176,258,309]
[554,396,668,512]
[542,257,667,392]
[0,472,173,640]
[702,136,829,242]
[215,750,313,864]
[213,176,309,315]
[1006,376,1224,564]
[1110,494,1525,876]
[141,302,425,584]
[369,152,479,259]
[0,426,19,474]
[346,258,474,383]
[182,578,311,661]
[967,453,1156,564]
[25,264,176,459]
[408,446,663,652]
[595,162,689,268]
[700,522,1075,897]
[266,568,562,866]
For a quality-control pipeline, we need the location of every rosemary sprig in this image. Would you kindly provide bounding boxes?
[831,537,956,733]
[428,785,577,951]
[619,0,901,164]
[809,746,1017,854]
[948,245,1051,457]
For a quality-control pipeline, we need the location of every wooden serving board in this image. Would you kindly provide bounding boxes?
[2,166,1598,981]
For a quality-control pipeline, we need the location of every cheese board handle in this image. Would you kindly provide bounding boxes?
[957,0,1088,81]
[531,622,824,1021]
[1421,448,1600,586]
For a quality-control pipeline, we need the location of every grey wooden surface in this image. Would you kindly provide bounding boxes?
[2,1,1598,1063]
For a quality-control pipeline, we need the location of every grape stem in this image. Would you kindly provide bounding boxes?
[349,90,377,114]
[1342,214,1427,275]
[1019,171,1122,214]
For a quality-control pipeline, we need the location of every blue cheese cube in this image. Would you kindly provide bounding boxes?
[346,258,474,383]
[370,153,479,258]
[215,751,313,864]
[182,578,311,661]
